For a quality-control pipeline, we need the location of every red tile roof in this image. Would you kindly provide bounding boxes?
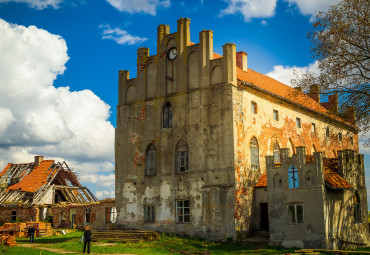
[255,173,267,188]
[7,160,55,193]
[236,67,347,124]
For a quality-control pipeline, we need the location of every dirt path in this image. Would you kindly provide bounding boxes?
[18,243,136,255]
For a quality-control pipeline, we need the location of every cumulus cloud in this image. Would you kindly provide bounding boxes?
[220,0,277,22]
[285,0,341,22]
[265,61,320,87]
[0,0,63,9]
[96,190,115,199]
[0,18,115,199]
[99,25,147,45]
[106,0,170,15]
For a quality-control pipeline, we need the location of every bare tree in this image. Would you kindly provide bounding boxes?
[292,0,370,137]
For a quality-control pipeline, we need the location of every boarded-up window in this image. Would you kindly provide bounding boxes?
[250,137,259,170]
[273,143,281,164]
[176,140,189,173]
[176,200,190,223]
[163,102,172,128]
[145,143,157,176]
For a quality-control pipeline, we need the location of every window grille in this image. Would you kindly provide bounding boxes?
[176,200,190,223]
[250,137,259,170]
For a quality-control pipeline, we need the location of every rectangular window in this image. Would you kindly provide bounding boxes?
[11,211,17,222]
[311,123,316,133]
[288,204,304,224]
[176,151,189,173]
[273,110,279,121]
[326,127,330,138]
[251,102,257,114]
[339,133,342,142]
[105,207,117,223]
[84,208,91,223]
[296,118,301,128]
[354,203,361,223]
[145,153,156,175]
[176,200,190,223]
[350,136,354,145]
[144,205,155,222]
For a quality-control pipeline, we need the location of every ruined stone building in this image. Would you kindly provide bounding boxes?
[0,156,116,230]
[115,18,367,247]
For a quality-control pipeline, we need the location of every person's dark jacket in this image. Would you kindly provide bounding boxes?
[28,227,35,235]
[84,230,92,241]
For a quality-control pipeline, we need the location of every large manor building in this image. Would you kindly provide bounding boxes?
[115,18,368,249]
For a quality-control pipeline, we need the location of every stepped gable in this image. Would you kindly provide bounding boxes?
[7,160,55,193]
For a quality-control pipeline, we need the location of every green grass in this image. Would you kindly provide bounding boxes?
[5,231,367,255]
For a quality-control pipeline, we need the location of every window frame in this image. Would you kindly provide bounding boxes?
[325,127,330,138]
[144,205,155,222]
[145,143,157,176]
[296,117,301,128]
[287,204,304,224]
[273,110,279,121]
[105,207,117,224]
[250,137,259,170]
[251,101,257,114]
[175,140,189,173]
[11,210,17,222]
[176,200,190,223]
[339,133,342,142]
[311,123,316,133]
[84,207,91,223]
[162,102,173,128]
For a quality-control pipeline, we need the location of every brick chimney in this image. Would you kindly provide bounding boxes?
[34,156,44,166]
[308,84,320,103]
[236,51,248,71]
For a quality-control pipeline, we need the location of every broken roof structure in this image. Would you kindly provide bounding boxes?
[0,156,98,206]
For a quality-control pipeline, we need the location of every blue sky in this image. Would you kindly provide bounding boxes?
[0,0,369,204]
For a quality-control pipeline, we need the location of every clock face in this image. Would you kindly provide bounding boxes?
[167,47,177,60]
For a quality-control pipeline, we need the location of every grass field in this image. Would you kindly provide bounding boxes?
[1,231,369,254]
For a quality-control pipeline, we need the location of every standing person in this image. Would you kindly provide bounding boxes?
[27,225,35,243]
[83,226,92,254]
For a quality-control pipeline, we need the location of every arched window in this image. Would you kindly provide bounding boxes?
[250,137,259,170]
[163,102,172,128]
[145,144,157,176]
[273,143,281,165]
[288,165,299,188]
[354,193,361,223]
[176,140,189,173]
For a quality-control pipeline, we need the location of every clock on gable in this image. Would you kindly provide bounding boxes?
[167,47,177,60]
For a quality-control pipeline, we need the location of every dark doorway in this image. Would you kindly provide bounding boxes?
[260,203,269,230]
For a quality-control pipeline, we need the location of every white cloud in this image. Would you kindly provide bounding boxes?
[359,130,370,155]
[0,0,63,9]
[96,190,115,199]
[106,0,170,15]
[220,0,277,22]
[261,20,267,25]
[0,18,115,199]
[99,25,147,45]
[265,61,320,87]
[285,0,341,22]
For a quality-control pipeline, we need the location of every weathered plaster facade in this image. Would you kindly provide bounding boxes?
[115,18,363,242]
